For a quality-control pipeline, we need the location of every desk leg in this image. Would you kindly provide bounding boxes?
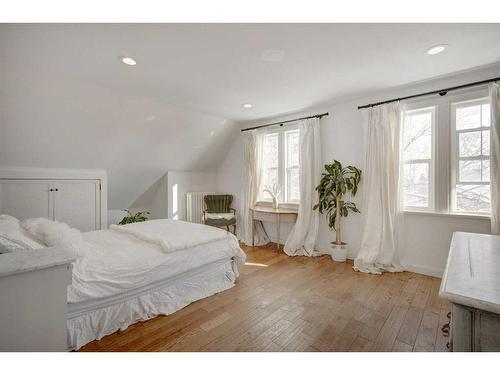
[277,214,280,251]
[252,210,255,247]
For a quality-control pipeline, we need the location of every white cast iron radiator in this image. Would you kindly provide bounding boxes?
[186,192,215,224]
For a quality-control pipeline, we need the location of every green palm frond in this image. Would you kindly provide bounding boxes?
[314,160,362,231]
[118,209,151,225]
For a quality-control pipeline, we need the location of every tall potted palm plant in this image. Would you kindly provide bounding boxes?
[314,160,361,262]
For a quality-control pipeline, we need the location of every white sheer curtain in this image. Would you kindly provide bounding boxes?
[354,102,405,274]
[284,118,321,256]
[239,129,269,246]
[489,83,500,235]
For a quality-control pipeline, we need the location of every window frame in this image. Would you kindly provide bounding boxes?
[401,106,436,212]
[450,97,491,215]
[257,124,300,208]
[260,132,279,202]
[400,87,491,218]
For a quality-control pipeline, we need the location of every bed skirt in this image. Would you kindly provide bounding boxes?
[67,258,237,351]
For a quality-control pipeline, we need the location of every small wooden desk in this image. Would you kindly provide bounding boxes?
[251,206,298,250]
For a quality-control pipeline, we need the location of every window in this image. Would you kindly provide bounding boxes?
[260,126,300,205]
[451,99,491,214]
[401,107,435,210]
[261,133,279,200]
[400,89,491,217]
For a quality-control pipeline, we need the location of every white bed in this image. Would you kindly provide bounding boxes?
[0,215,246,351]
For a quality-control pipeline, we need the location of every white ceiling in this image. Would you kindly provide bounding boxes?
[2,24,500,121]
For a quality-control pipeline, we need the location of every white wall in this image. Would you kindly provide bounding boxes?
[108,209,127,226]
[167,171,217,221]
[120,171,219,224]
[215,135,245,223]
[129,174,169,220]
[401,213,490,276]
[217,63,500,277]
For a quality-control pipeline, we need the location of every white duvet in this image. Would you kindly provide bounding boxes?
[109,219,232,253]
[19,218,245,304]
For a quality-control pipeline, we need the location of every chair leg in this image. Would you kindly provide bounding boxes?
[226,225,230,232]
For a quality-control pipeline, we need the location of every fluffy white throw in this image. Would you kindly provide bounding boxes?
[110,219,235,253]
[21,217,85,257]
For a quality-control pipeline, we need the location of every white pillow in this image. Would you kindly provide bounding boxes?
[21,217,82,246]
[0,235,33,254]
[0,214,45,249]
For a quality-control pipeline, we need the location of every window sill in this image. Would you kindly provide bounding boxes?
[403,210,491,221]
[256,201,299,210]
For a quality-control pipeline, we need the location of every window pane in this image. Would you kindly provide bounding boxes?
[288,167,300,202]
[261,133,279,200]
[459,160,482,182]
[482,130,490,156]
[482,160,490,182]
[286,131,299,166]
[459,131,481,157]
[262,168,278,200]
[403,111,432,160]
[403,163,429,207]
[455,184,491,213]
[263,133,278,168]
[482,103,491,127]
[456,105,481,130]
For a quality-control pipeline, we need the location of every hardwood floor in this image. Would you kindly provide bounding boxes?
[79,243,450,352]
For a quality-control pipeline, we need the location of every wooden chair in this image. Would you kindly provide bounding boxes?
[203,194,236,234]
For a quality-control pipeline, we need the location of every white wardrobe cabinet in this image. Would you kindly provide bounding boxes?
[52,180,101,232]
[0,180,53,220]
[0,168,108,231]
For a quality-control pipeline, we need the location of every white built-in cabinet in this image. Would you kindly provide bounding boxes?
[0,167,107,231]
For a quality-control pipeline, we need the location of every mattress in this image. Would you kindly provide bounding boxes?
[68,256,236,317]
[69,228,246,303]
[68,257,238,350]
[65,221,246,350]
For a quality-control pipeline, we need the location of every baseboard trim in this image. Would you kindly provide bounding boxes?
[404,264,443,278]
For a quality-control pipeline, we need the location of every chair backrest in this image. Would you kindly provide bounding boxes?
[204,194,233,213]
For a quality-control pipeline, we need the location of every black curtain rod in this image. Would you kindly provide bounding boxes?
[241,112,329,132]
[358,76,500,110]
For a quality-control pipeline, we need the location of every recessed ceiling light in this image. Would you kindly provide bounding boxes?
[426,45,447,55]
[121,56,137,66]
[242,103,253,108]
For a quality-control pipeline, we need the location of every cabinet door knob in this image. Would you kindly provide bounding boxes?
[49,188,54,191]
[55,188,59,192]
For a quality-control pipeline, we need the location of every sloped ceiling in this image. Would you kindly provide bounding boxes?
[2,24,500,207]
[0,64,236,208]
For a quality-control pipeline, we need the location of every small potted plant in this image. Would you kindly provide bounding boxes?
[118,209,150,225]
[263,183,281,209]
[314,160,361,262]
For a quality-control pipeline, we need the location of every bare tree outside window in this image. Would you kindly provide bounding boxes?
[260,128,300,204]
[402,109,434,209]
[453,102,491,213]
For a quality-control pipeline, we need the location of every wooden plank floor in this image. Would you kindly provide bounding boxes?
[80,243,450,352]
